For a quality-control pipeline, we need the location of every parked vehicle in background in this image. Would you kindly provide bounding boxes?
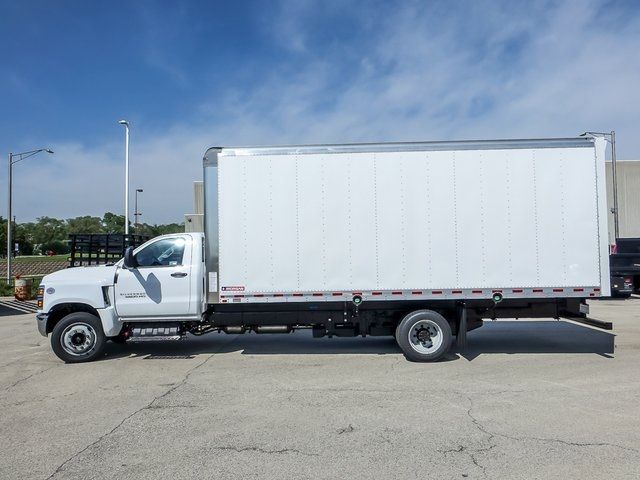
[37,136,612,363]
[610,237,640,297]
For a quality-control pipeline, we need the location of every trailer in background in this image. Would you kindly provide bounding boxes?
[68,234,150,267]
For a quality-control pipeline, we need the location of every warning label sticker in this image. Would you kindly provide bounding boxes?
[221,286,245,292]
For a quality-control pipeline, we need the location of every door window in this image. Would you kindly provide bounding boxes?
[135,238,186,267]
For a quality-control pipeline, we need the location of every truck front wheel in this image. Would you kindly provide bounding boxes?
[51,312,106,363]
[395,310,452,362]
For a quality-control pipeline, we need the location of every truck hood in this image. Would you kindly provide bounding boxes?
[42,264,118,287]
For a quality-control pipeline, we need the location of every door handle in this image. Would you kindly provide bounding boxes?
[171,272,188,278]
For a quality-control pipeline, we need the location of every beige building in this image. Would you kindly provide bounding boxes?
[184,181,204,232]
[606,161,640,243]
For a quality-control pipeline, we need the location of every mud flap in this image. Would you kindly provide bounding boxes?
[456,303,468,349]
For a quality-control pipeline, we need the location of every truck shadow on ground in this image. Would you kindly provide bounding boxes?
[101,320,615,362]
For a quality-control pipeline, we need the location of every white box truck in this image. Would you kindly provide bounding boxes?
[36,136,612,363]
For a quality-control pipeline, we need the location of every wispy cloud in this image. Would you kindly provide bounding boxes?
[4,0,639,223]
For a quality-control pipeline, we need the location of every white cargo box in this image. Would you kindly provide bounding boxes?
[203,137,609,304]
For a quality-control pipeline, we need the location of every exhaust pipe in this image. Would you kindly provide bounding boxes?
[223,326,246,334]
[254,326,291,334]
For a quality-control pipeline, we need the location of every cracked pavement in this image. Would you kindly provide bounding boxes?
[0,299,639,479]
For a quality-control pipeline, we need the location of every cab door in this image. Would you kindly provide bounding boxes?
[114,236,193,318]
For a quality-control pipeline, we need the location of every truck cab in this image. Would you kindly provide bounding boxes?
[36,232,205,362]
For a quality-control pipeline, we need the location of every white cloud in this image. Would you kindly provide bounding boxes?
[4,0,639,223]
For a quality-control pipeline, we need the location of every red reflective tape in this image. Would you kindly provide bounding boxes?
[573,288,584,292]
[233,295,244,298]
[512,289,523,293]
[312,293,323,297]
[352,292,362,296]
[452,290,462,294]
[332,292,343,296]
[273,294,284,297]
[553,288,563,292]
[492,289,503,293]
[411,291,422,295]
[391,291,402,295]
[594,288,601,292]
[432,290,443,294]
[533,289,543,293]
[372,292,382,296]
[293,293,303,297]
[472,290,482,294]
[254,294,264,297]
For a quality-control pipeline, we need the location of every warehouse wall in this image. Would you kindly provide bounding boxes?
[606,160,640,243]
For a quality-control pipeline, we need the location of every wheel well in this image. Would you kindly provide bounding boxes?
[46,303,101,334]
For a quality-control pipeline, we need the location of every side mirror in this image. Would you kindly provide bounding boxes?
[123,246,138,269]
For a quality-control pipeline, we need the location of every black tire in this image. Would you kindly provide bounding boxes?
[51,312,106,363]
[395,310,452,362]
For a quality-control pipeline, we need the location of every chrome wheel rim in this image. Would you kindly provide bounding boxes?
[61,323,96,356]
[408,319,443,354]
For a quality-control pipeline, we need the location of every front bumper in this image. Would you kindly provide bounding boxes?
[36,313,48,337]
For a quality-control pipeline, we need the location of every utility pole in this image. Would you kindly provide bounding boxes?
[118,120,130,235]
[611,130,619,240]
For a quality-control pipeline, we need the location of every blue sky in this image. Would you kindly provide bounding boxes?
[1,0,639,223]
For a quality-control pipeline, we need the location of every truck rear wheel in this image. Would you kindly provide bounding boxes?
[51,312,106,363]
[395,310,452,362]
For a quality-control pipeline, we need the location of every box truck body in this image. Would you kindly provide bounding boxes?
[205,137,610,303]
[37,136,613,363]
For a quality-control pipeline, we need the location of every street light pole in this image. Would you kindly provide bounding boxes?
[118,120,130,235]
[134,188,143,229]
[6,148,54,282]
[611,130,619,240]
[7,153,13,282]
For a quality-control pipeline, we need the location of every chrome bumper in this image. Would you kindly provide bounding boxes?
[36,313,48,337]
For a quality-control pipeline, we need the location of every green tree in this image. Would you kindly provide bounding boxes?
[67,216,104,234]
[135,222,184,236]
[32,217,67,244]
[0,216,6,256]
[101,212,127,233]
[14,223,35,255]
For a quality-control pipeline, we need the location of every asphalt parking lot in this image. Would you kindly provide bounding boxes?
[1,298,639,480]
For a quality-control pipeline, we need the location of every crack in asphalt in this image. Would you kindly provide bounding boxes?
[464,394,640,454]
[439,394,640,478]
[211,445,319,457]
[438,442,496,477]
[337,424,354,435]
[43,336,239,480]
[2,365,57,392]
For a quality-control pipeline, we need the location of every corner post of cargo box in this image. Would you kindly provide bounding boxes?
[592,136,611,296]
[203,147,222,305]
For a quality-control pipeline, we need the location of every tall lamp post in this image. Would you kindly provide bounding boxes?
[134,188,143,230]
[118,120,130,235]
[6,148,54,282]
